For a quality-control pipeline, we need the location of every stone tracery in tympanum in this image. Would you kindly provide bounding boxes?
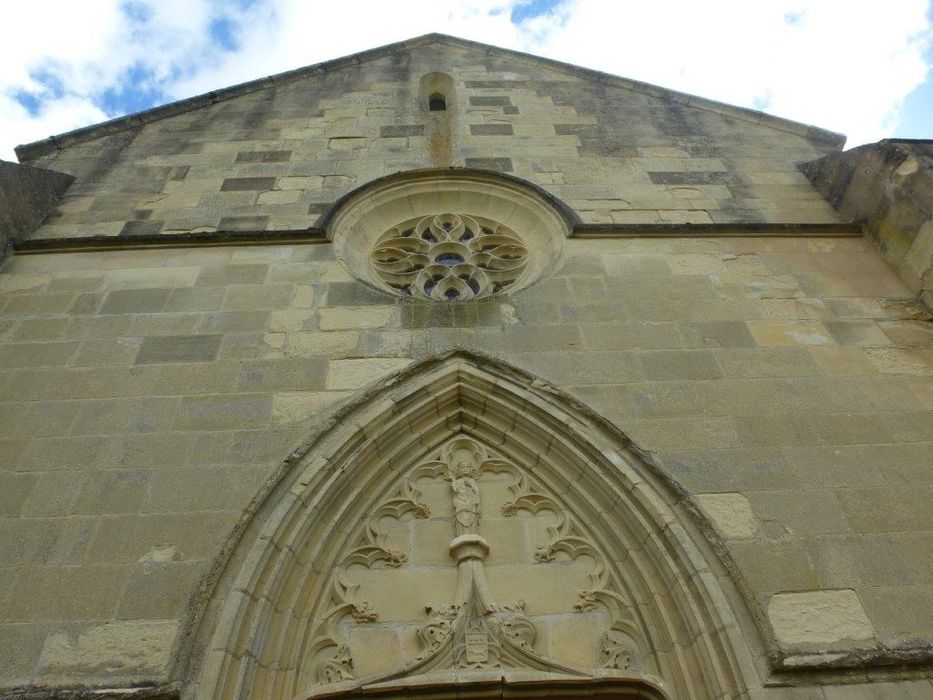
[301,437,653,696]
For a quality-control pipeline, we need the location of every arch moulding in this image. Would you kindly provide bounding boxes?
[175,352,765,700]
[323,168,578,301]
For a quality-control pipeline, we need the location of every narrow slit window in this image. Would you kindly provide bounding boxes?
[421,73,454,112]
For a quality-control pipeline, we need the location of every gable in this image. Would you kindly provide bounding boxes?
[16,34,844,163]
[17,34,844,245]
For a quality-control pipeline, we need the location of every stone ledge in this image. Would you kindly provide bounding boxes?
[573,222,862,238]
[14,229,328,254]
[12,222,863,256]
[0,686,177,700]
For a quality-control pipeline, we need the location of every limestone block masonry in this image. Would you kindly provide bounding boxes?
[805,140,933,308]
[0,161,73,263]
[1,33,931,700]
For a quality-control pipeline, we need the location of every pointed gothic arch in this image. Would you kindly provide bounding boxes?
[177,353,763,700]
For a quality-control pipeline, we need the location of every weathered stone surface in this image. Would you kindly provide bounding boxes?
[695,492,759,538]
[380,125,424,137]
[271,390,352,425]
[0,160,74,260]
[464,157,513,172]
[823,681,933,700]
[0,622,48,684]
[36,620,178,682]
[174,394,273,430]
[100,288,172,314]
[325,357,412,390]
[235,150,291,163]
[135,334,221,364]
[219,176,276,191]
[767,590,875,646]
[0,34,929,700]
[804,140,933,307]
[319,306,395,330]
[469,123,514,136]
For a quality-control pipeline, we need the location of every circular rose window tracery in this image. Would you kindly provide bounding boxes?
[370,213,529,301]
[327,170,570,303]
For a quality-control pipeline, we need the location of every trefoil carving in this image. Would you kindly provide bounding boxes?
[308,436,648,690]
[309,479,430,684]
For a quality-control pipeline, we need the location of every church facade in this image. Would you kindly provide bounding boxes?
[1,34,931,699]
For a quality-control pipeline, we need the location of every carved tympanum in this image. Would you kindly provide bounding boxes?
[306,436,648,691]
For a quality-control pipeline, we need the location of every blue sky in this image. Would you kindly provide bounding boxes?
[896,36,933,139]
[1,0,930,160]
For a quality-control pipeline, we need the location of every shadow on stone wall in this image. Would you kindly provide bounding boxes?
[804,140,933,309]
[0,160,74,264]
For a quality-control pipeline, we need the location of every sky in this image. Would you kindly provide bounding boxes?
[1,0,931,161]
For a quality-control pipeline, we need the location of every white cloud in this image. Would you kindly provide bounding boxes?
[0,1,124,89]
[164,1,526,100]
[0,95,109,155]
[0,0,221,159]
[527,0,931,146]
[0,0,929,160]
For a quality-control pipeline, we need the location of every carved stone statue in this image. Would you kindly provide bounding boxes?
[451,459,481,535]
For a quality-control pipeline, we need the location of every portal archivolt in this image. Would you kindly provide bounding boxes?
[184,353,759,700]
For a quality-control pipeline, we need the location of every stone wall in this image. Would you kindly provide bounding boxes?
[804,139,933,308]
[1,233,931,695]
[2,35,931,700]
[0,161,73,262]
[19,40,842,244]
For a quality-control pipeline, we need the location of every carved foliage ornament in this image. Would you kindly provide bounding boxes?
[370,213,529,301]
[307,479,431,683]
[307,437,647,690]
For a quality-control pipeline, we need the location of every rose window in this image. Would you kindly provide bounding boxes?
[370,213,529,301]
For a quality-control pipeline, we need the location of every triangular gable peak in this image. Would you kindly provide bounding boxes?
[16,33,844,162]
